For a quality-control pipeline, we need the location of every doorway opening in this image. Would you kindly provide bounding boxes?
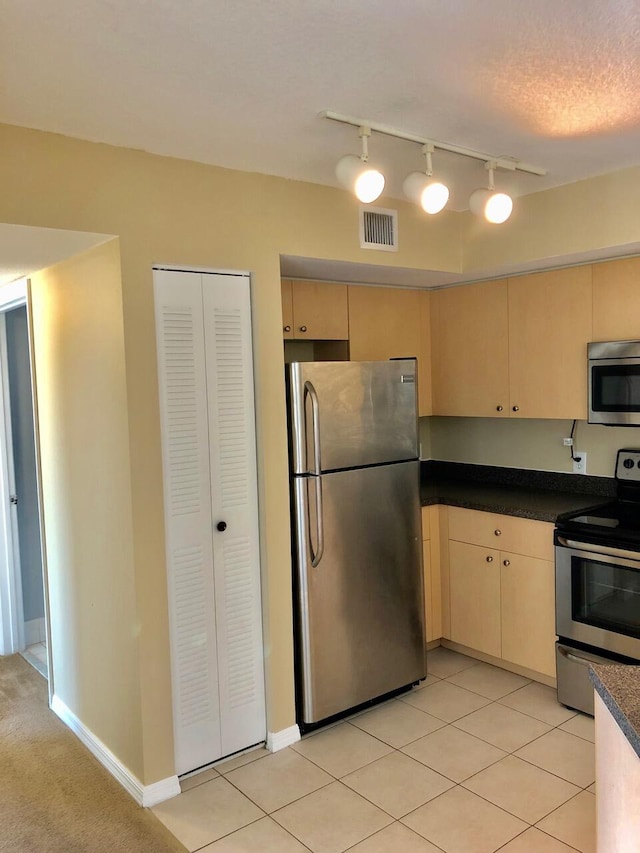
[0,279,47,680]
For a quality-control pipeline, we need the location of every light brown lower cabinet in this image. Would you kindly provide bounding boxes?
[447,507,556,679]
[501,553,556,677]
[449,541,501,657]
[421,505,442,644]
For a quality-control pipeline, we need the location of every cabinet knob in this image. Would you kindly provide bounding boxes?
[503,559,510,566]
[216,521,227,532]
[299,325,308,333]
[512,405,520,412]
[486,555,493,563]
[284,325,291,332]
[494,529,502,536]
[496,405,504,412]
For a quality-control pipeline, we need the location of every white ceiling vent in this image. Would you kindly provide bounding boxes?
[359,206,398,252]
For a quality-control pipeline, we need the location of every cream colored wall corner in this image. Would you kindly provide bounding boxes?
[6,119,640,787]
[0,122,462,785]
[461,166,640,273]
[30,240,145,779]
[426,416,636,477]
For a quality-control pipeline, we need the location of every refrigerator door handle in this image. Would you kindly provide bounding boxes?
[309,476,324,568]
[304,380,322,475]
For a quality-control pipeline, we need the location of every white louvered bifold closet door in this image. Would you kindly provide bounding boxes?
[154,268,265,776]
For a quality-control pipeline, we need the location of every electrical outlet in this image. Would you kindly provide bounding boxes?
[563,437,574,446]
[573,452,587,475]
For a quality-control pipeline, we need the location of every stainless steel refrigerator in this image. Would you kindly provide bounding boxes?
[287,359,426,726]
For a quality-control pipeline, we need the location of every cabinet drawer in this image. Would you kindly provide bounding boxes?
[448,506,554,561]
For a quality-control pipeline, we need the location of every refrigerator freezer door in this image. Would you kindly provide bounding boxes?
[288,360,418,474]
[293,460,425,724]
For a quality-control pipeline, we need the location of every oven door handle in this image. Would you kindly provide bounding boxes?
[557,536,640,564]
[557,646,593,668]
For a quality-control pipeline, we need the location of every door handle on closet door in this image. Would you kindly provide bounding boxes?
[216,521,227,532]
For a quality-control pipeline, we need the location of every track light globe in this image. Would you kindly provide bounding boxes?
[336,155,385,203]
[403,172,449,214]
[421,181,449,214]
[469,188,513,223]
[485,192,513,224]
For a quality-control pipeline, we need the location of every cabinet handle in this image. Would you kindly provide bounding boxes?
[494,529,502,536]
[284,325,291,332]
[486,555,493,563]
[496,405,504,412]
[299,325,308,333]
[503,559,510,566]
[512,405,520,412]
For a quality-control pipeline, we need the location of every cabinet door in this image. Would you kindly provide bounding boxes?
[423,505,442,642]
[348,286,430,415]
[431,280,509,417]
[423,538,434,642]
[593,257,640,342]
[501,554,556,677]
[449,540,501,657]
[291,280,348,340]
[508,267,592,420]
[154,269,266,774]
[281,279,294,339]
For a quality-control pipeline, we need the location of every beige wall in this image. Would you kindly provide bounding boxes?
[0,122,461,785]
[462,167,640,273]
[5,119,640,787]
[423,416,633,478]
[30,240,144,778]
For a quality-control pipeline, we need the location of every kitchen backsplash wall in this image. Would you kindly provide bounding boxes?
[420,417,640,477]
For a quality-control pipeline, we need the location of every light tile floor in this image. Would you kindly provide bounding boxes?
[153,648,596,853]
[22,641,48,679]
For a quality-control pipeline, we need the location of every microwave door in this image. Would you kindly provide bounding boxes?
[589,357,640,426]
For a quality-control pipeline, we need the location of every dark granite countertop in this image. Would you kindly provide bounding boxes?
[589,664,640,759]
[420,461,615,523]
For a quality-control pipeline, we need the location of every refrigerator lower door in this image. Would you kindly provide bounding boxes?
[293,460,425,725]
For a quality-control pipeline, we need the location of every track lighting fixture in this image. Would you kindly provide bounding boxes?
[323,111,545,224]
[468,162,514,224]
[402,144,450,214]
[335,126,385,204]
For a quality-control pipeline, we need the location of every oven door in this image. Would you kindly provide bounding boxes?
[556,537,640,659]
[589,355,640,426]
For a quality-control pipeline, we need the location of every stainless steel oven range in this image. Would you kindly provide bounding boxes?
[555,448,640,715]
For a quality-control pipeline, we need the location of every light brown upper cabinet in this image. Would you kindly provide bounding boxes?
[348,286,432,416]
[281,279,294,339]
[592,257,640,342]
[431,280,509,417]
[282,279,349,340]
[508,266,592,420]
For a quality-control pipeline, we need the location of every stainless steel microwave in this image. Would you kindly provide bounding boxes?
[589,340,640,426]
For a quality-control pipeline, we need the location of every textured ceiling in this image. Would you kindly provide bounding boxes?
[1,1,640,209]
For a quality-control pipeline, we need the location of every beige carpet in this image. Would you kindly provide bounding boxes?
[0,654,187,852]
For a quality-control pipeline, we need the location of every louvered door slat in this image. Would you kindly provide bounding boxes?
[154,270,222,775]
[203,274,266,756]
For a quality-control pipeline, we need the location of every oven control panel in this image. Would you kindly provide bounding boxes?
[616,449,640,481]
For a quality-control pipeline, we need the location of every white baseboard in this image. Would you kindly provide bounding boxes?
[266,724,301,752]
[24,617,46,646]
[50,694,180,807]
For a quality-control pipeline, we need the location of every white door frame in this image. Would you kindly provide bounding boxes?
[0,278,51,697]
[0,307,24,654]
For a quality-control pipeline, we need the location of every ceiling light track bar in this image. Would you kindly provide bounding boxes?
[320,110,547,177]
